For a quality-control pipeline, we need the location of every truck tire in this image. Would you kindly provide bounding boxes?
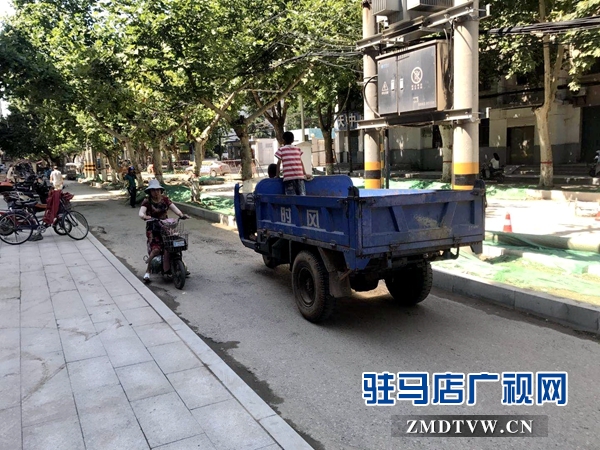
[385,261,433,306]
[292,251,335,322]
[262,254,280,269]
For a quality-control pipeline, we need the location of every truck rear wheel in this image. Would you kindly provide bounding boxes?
[385,261,433,306]
[262,254,281,269]
[292,251,335,322]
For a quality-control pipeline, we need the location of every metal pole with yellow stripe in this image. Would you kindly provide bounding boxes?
[452,0,480,190]
[362,1,381,190]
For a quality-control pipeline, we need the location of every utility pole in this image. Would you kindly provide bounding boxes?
[362,1,380,188]
[452,0,480,190]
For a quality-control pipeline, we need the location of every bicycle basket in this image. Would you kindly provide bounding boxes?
[60,191,74,211]
[159,219,188,252]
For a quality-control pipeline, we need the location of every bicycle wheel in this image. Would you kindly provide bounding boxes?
[62,211,89,240]
[0,212,34,245]
[53,213,70,235]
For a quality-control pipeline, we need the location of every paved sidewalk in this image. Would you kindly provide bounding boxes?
[0,231,311,450]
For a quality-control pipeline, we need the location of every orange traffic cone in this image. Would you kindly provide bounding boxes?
[503,213,513,232]
[595,210,600,221]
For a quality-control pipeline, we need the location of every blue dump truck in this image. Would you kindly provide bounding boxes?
[235,175,485,322]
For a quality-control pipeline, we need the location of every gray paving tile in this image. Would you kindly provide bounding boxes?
[95,318,136,338]
[209,361,274,421]
[148,341,202,375]
[153,434,216,450]
[75,384,149,450]
[21,350,65,395]
[20,311,57,329]
[0,406,21,450]
[45,265,76,293]
[102,334,153,368]
[113,293,148,310]
[87,257,114,269]
[0,299,19,328]
[41,253,65,266]
[20,255,43,272]
[191,399,275,450]
[167,367,231,410]
[56,244,82,255]
[51,289,89,320]
[134,322,180,348]
[116,360,174,402]
[69,265,101,285]
[67,355,120,393]
[122,306,163,327]
[57,317,106,363]
[0,371,20,410]
[81,248,105,261]
[0,286,20,300]
[0,276,19,293]
[131,392,201,448]
[21,364,77,427]
[87,303,127,324]
[0,331,21,383]
[64,254,89,267]
[21,327,62,355]
[20,296,53,316]
[78,286,114,308]
[21,285,50,303]
[23,415,85,450]
[0,327,20,352]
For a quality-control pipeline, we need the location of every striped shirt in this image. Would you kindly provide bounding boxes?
[275,145,304,181]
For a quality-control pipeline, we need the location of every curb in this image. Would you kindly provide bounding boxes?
[174,202,236,228]
[432,267,600,334]
[85,232,312,450]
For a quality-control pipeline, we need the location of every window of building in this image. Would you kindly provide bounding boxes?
[479,118,490,147]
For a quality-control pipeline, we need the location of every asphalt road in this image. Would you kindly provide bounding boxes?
[66,182,600,450]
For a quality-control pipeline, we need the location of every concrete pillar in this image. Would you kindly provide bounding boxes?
[452,0,479,190]
[362,1,381,189]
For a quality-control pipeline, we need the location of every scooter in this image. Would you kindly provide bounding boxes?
[144,217,189,289]
[480,164,505,183]
[588,150,600,178]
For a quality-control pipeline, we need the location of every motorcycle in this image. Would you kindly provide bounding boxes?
[144,217,189,289]
[588,150,600,178]
[480,164,505,183]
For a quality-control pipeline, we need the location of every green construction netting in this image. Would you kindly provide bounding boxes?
[434,250,600,306]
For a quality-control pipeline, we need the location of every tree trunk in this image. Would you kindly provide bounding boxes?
[440,125,453,183]
[126,141,144,185]
[535,104,554,187]
[317,103,334,175]
[91,147,99,180]
[535,1,564,188]
[152,141,164,183]
[193,140,204,178]
[324,131,334,175]
[235,125,253,181]
[106,154,120,183]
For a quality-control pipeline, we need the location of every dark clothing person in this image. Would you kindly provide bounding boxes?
[124,168,137,208]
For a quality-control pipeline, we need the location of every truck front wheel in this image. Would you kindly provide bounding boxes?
[292,251,335,322]
[385,261,433,306]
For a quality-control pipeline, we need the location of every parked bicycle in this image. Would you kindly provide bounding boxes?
[0,189,89,243]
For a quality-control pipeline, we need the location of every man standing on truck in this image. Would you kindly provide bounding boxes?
[275,131,312,195]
